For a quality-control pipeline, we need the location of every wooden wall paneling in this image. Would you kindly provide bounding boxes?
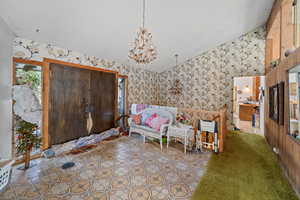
[265,47,300,194]
[281,1,295,59]
[272,13,282,61]
[265,38,273,74]
[267,0,283,34]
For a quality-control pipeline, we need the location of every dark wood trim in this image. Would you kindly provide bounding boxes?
[267,0,281,34]
[42,62,50,150]
[13,57,44,67]
[118,75,128,79]
[43,58,118,74]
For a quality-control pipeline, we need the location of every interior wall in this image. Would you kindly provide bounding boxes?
[0,17,15,159]
[13,38,160,106]
[234,77,254,102]
[158,26,266,128]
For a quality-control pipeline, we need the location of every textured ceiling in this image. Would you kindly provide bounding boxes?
[0,0,274,72]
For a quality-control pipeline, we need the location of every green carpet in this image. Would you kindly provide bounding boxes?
[191,131,299,200]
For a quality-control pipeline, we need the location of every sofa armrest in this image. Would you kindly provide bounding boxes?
[160,124,169,135]
[128,118,134,126]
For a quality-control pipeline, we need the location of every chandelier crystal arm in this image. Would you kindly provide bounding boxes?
[129,0,157,64]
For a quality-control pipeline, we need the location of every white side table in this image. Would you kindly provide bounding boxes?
[167,124,194,154]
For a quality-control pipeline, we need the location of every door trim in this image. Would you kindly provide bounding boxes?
[43,58,118,74]
[12,58,45,155]
[117,75,129,116]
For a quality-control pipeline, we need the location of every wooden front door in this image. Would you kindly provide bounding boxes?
[90,72,117,133]
[48,63,116,145]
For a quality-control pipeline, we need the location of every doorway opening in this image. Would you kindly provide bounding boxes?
[233,76,265,135]
[117,75,128,129]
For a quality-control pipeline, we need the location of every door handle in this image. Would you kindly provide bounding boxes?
[85,104,94,113]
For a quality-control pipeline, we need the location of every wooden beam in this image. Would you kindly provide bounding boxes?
[13,57,44,66]
[43,58,118,74]
[42,62,50,150]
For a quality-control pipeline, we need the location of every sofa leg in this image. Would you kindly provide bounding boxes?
[129,130,131,137]
[143,135,146,143]
[160,139,163,151]
[167,135,169,148]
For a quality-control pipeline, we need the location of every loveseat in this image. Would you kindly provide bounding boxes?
[128,108,174,150]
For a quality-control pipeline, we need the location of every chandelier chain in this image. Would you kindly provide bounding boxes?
[142,0,146,28]
[128,0,157,64]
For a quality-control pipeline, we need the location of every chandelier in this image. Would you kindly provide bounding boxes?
[129,0,157,64]
[169,54,183,96]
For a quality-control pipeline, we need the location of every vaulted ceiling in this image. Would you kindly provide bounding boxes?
[0,0,274,72]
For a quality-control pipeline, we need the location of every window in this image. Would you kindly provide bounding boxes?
[292,0,300,48]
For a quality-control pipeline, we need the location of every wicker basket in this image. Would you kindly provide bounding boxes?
[0,160,14,192]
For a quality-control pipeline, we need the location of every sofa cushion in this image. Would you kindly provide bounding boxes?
[145,113,157,127]
[149,116,169,131]
[141,112,152,125]
[131,114,142,125]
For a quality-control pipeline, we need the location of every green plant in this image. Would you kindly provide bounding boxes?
[16,120,41,155]
[16,69,41,91]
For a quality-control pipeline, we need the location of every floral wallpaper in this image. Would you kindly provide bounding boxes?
[13,38,160,106]
[158,26,266,127]
[13,26,266,128]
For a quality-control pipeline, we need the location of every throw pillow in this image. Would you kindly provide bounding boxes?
[131,114,142,125]
[141,112,152,125]
[149,116,169,131]
[145,113,157,127]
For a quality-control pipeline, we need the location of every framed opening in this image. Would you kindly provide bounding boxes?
[288,64,300,142]
[12,58,44,161]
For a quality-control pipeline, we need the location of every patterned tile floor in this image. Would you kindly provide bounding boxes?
[0,135,211,200]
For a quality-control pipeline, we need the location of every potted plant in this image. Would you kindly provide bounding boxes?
[16,120,41,169]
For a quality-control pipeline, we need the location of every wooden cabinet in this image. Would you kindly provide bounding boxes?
[239,104,256,121]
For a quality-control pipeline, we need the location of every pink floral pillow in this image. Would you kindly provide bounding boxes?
[149,116,169,131]
[145,113,157,127]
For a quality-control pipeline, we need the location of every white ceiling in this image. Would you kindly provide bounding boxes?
[0,0,274,72]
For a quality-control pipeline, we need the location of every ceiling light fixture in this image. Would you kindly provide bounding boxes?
[169,54,183,96]
[128,0,157,64]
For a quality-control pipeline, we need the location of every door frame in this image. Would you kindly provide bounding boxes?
[232,75,266,134]
[43,58,119,149]
[117,74,129,117]
[12,57,45,160]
